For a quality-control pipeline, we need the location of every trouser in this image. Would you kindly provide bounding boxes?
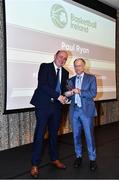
[71,105,96,160]
[31,104,61,165]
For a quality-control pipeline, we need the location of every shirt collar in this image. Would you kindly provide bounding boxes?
[53,62,61,71]
[76,72,84,79]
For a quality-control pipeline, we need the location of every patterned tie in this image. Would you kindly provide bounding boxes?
[75,75,82,107]
[55,68,61,94]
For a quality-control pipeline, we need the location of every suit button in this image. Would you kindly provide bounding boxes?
[51,98,54,103]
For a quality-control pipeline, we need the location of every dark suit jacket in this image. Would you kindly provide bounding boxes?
[30,62,69,108]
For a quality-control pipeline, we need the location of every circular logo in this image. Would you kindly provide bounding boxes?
[51,4,68,28]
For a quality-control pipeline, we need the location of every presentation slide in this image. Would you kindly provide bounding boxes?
[5,0,116,111]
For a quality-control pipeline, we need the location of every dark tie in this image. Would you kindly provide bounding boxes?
[55,68,61,94]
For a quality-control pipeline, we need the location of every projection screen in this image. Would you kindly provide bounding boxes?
[5,0,116,111]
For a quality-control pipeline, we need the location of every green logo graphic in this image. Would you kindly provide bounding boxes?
[51,4,68,28]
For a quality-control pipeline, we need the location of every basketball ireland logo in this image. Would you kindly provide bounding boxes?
[51,4,68,28]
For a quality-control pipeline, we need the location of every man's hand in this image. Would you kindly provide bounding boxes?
[72,88,80,94]
[58,95,68,104]
[64,90,74,97]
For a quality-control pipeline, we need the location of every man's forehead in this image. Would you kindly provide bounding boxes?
[75,59,83,64]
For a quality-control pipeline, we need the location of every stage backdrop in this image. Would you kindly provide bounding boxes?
[0,1,119,151]
[5,0,116,112]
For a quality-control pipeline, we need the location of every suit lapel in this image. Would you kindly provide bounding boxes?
[61,67,65,88]
[72,76,76,88]
[81,73,88,89]
[71,73,88,89]
[50,62,57,79]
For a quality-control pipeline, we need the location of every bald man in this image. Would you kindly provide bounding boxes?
[30,50,69,178]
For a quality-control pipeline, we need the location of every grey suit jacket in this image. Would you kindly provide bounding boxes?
[69,73,97,118]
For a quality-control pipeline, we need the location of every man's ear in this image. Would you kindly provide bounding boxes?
[54,54,56,60]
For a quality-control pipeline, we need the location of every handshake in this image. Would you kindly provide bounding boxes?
[58,95,68,104]
[58,88,80,104]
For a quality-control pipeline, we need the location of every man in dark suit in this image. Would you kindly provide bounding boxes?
[65,58,97,171]
[30,50,69,178]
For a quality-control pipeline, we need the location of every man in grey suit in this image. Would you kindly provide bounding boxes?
[65,58,97,171]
